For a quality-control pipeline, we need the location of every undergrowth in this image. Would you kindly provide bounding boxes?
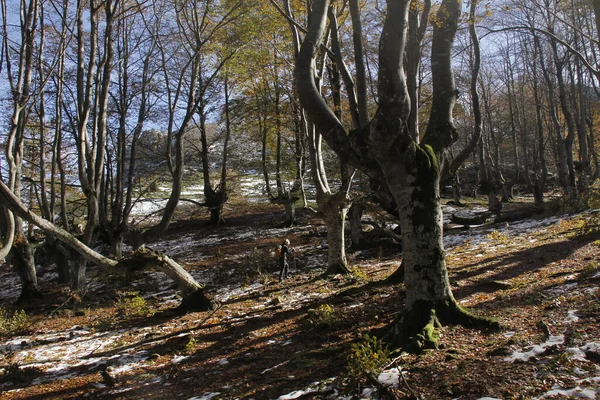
[306,303,344,329]
[345,334,390,386]
[115,291,152,319]
[0,308,29,337]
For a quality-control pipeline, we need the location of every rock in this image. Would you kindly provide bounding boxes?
[486,346,512,357]
[270,296,283,305]
[101,366,117,386]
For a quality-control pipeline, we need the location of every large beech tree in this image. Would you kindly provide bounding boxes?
[296,0,499,350]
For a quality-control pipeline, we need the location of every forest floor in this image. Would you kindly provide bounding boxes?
[1,196,600,399]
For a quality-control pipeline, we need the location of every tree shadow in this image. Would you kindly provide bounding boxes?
[451,230,600,301]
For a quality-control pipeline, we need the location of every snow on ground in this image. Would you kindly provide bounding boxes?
[129,199,168,220]
[1,208,598,398]
[443,213,562,250]
[0,327,149,390]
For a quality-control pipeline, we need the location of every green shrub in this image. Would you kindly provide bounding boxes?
[346,334,390,384]
[487,230,509,244]
[115,291,151,318]
[0,308,29,336]
[306,304,343,329]
[350,267,369,282]
[185,335,198,353]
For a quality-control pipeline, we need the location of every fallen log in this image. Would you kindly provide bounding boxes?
[494,208,538,223]
[450,212,491,226]
[0,179,214,311]
[119,247,215,311]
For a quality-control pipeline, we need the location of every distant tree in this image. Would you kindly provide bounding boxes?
[100,7,160,259]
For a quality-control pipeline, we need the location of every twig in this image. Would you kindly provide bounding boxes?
[397,364,419,400]
[365,371,402,400]
[380,354,421,399]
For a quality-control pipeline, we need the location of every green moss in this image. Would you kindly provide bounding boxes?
[384,299,501,353]
[417,321,440,349]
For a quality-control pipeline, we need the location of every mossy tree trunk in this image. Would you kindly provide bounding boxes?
[296,0,499,352]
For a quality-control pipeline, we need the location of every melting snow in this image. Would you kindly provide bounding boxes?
[378,367,403,386]
[505,335,565,362]
[535,386,598,399]
[188,394,221,400]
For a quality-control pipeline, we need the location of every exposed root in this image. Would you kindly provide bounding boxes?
[386,261,404,283]
[437,299,502,330]
[384,299,501,353]
[325,261,353,275]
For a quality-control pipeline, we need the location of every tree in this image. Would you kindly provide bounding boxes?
[141,0,243,238]
[0,178,215,311]
[1,0,42,301]
[296,0,498,351]
[101,7,159,259]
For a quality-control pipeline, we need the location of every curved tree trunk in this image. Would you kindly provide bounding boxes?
[0,205,15,262]
[296,0,499,352]
[0,180,214,311]
[321,193,351,274]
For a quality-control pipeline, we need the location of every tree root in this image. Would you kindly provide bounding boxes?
[386,261,404,283]
[383,299,501,353]
[325,261,352,275]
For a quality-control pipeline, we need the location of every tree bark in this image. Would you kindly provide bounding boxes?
[296,0,499,352]
[406,0,431,141]
[0,205,15,262]
[0,180,213,310]
[10,235,40,302]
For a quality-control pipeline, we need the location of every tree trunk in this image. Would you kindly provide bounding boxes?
[321,194,351,274]
[10,234,40,302]
[296,0,499,352]
[405,0,431,140]
[0,205,15,262]
[0,179,213,310]
[349,202,365,250]
[120,247,215,311]
[44,236,71,284]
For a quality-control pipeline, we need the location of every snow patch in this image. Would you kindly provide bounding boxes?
[504,335,564,362]
[535,386,597,399]
[188,393,221,400]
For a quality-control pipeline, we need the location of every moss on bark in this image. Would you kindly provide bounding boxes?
[384,299,501,353]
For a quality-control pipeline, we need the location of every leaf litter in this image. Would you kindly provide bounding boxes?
[0,201,599,399]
